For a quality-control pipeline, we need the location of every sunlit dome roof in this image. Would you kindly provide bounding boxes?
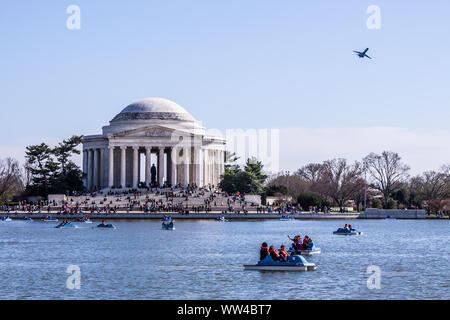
[111,97,196,122]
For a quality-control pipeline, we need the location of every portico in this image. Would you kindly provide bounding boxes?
[82,98,225,191]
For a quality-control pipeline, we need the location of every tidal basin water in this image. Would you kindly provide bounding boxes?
[0,219,448,299]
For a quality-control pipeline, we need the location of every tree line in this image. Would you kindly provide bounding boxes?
[24,135,84,196]
[219,151,450,214]
[0,136,84,203]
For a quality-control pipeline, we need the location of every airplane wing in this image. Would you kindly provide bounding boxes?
[363,48,369,54]
[364,54,372,59]
[353,51,362,54]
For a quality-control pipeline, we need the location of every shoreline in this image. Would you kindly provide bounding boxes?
[0,212,436,220]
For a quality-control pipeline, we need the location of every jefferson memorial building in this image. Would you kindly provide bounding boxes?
[82,98,226,191]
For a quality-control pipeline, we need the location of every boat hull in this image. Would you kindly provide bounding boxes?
[244,255,317,271]
[333,231,362,235]
[244,265,309,271]
[298,249,321,256]
[97,225,115,229]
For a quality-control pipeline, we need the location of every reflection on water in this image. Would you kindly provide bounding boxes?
[0,219,448,299]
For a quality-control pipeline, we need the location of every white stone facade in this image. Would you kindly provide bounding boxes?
[82,98,226,191]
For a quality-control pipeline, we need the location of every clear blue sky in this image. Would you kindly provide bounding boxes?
[0,0,449,173]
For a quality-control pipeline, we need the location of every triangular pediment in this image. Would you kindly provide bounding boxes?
[108,125,192,138]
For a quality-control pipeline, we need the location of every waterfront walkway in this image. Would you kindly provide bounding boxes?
[2,211,361,220]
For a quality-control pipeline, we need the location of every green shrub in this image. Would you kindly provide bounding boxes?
[297,192,330,210]
[371,198,383,209]
[387,198,397,209]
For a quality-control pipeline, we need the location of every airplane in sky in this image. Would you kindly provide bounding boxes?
[353,48,371,59]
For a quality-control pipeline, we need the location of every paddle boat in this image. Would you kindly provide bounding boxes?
[244,254,317,271]
[20,217,33,221]
[74,217,92,224]
[162,222,175,230]
[288,243,321,256]
[1,216,12,222]
[215,216,227,222]
[280,215,294,221]
[55,221,77,229]
[333,227,362,235]
[43,216,58,222]
[97,222,116,229]
[161,216,173,222]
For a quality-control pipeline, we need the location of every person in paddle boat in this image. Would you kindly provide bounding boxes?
[287,235,303,253]
[302,236,314,249]
[260,242,269,260]
[269,245,280,261]
[344,224,354,232]
[340,224,354,233]
[278,245,290,262]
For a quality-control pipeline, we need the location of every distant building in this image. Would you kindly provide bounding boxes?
[266,196,293,206]
[82,98,226,191]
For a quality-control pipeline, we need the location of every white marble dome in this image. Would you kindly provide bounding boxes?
[111,97,196,122]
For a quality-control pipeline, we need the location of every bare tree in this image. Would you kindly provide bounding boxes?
[363,151,410,207]
[295,163,324,183]
[0,157,24,202]
[410,165,450,213]
[266,172,310,199]
[314,158,364,211]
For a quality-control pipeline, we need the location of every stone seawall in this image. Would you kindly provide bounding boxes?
[3,210,430,220]
[2,212,361,220]
[359,208,426,219]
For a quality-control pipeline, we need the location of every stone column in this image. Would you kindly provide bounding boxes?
[83,149,88,188]
[145,147,151,187]
[133,147,139,188]
[219,150,224,177]
[211,150,215,186]
[170,147,177,186]
[204,150,209,186]
[209,150,213,186]
[100,148,105,189]
[87,149,93,191]
[217,150,221,180]
[108,147,114,188]
[158,147,165,186]
[93,148,99,190]
[195,147,201,187]
[215,150,220,185]
[183,147,190,186]
[199,149,204,187]
[120,146,126,188]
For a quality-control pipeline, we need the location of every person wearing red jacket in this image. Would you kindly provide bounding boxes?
[269,245,280,261]
[287,234,303,253]
[278,245,290,262]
